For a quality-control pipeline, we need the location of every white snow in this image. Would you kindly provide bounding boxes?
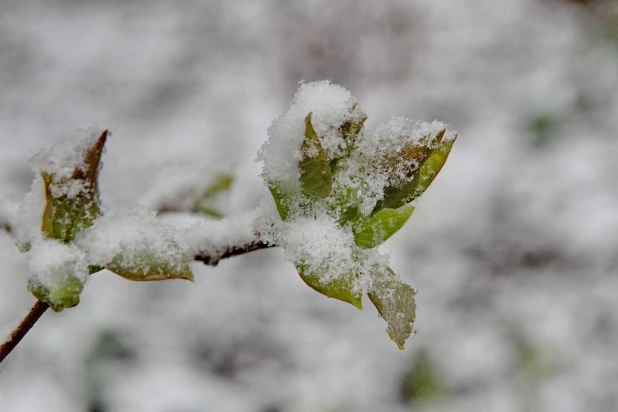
[75,206,191,273]
[29,126,106,195]
[13,127,107,250]
[14,174,47,251]
[257,80,367,183]
[27,239,88,288]
[182,211,260,261]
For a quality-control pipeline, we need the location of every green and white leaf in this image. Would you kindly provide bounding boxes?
[354,206,414,248]
[27,276,83,312]
[368,267,417,349]
[39,129,108,243]
[75,206,195,283]
[25,240,87,312]
[377,129,456,210]
[268,184,291,221]
[106,250,194,282]
[411,134,456,200]
[297,264,363,309]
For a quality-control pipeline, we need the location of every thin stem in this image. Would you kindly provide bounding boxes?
[0,239,274,363]
[194,240,276,266]
[0,300,49,364]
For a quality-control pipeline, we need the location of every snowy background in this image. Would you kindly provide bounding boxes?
[2,0,618,411]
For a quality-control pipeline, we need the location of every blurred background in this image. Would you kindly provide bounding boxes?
[1,0,618,411]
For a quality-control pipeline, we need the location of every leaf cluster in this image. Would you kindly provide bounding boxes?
[265,106,456,348]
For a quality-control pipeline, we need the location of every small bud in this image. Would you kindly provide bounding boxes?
[27,276,82,312]
[26,240,87,311]
[37,129,108,243]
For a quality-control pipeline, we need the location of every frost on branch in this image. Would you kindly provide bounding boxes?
[181,212,262,266]
[255,81,456,349]
[16,128,194,311]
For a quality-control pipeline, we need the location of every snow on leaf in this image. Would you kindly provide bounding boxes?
[255,82,455,348]
[411,132,457,200]
[26,240,87,311]
[298,113,332,199]
[75,206,194,283]
[297,264,362,309]
[27,276,81,312]
[353,206,415,249]
[37,129,108,243]
[268,184,290,221]
[256,212,370,308]
[257,80,367,183]
[378,128,457,210]
[367,267,417,350]
[106,251,194,282]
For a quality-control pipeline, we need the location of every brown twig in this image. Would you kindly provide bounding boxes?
[194,240,277,266]
[0,300,49,364]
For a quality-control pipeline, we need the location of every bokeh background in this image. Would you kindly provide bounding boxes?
[2,0,618,411]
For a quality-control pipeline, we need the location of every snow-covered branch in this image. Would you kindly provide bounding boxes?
[1,80,457,359]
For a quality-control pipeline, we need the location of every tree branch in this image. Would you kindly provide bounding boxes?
[0,239,275,363]
[194,240,276,266]
[0,300,49,364]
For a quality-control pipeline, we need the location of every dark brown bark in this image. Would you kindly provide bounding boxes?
[194,240,276,266]
[0,300,49,364]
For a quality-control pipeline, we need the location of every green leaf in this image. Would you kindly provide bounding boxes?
[297,264,362,309]
[27,275,83,312]
[376,180,416,211]
[106,251,194,282]
[410,134,456,200]
[338,205,361,227]
[268,184,290,221]
[367,267,416,349]
[378,131,456,210]
[41,130,108,243]
[299,113,332,199]
[194,174,233,218]
[48,275,84,301]
[353,206,414,248]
